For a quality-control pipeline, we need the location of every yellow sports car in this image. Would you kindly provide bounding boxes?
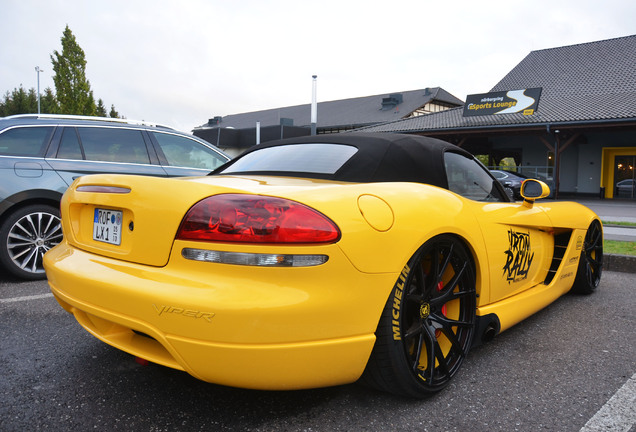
[44,133,603,398]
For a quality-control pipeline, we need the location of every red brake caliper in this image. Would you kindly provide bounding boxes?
[436,281,447,337]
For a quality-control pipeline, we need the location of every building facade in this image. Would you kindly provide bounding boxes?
[193,88,463,157]
[361,35,636,200]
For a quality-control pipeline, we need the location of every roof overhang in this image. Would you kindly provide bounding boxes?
[414,117,636,138]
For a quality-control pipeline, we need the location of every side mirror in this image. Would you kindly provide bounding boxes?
[520,179,550,207]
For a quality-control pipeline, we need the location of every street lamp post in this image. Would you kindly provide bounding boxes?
[35,66,43,114]
[311,75,317,136]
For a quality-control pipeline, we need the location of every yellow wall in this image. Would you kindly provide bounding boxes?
[601,147,636,198]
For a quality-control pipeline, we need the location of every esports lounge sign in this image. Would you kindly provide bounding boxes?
[463,88,542,117]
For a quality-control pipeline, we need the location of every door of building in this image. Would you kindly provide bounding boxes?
[614,155,636,199]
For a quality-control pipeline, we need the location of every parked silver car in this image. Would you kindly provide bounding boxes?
[0,114,229,280]
[616,179,636,197]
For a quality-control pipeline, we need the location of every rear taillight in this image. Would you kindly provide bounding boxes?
[176,194,340,244]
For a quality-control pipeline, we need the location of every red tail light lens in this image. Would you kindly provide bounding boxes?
[176,194,340,244]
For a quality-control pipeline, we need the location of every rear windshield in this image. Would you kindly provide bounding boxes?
[220,143,358,175]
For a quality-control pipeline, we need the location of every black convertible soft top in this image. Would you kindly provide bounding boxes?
[213,132,476,189]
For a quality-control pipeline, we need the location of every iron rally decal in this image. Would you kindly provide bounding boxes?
[503,228,534,283]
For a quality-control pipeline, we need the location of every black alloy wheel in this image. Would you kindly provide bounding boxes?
[362,235,477,398]
[571,220,603,294]
[0,204,62,280]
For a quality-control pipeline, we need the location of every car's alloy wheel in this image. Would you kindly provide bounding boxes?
[0,204,62,280]
[362,235,476,398]
[571,220,603,294]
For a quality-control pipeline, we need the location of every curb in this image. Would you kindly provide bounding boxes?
[603,224,636,228]
[604,254,636,274]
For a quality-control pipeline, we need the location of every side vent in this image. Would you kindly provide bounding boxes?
[544,231,572,285]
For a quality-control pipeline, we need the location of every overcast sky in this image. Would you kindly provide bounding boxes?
[2,0,635,132]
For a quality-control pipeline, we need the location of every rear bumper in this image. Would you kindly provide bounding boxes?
[44,241,397,390]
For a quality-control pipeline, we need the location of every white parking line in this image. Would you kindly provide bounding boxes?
[0,293,54,304]
[580,373,636,432]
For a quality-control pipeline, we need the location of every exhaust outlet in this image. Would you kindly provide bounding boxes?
[482,323,498,342]
[472,313,501,348]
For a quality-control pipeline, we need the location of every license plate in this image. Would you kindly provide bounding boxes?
[93,208,123,245]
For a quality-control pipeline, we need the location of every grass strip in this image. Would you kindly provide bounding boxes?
[602,220,636,227]
[604,240,636,256]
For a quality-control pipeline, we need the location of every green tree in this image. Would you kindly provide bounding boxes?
[96,98,107,117]
[50,25,96,115]
[40,87,59,114]
[2,26,124,119]
[109,104,121,119]
[0,85,60,116]
[475,154,490,167]
[25,88,38,113]
[0,86,37,115]
[0,91,9,117]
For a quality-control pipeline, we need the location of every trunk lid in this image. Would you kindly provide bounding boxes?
[60,174,346,266]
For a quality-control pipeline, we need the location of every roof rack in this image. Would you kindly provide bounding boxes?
[3,114,174,130]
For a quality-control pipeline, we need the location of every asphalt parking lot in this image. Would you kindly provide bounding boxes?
[1,197,634,431]
[1,270,634,431]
